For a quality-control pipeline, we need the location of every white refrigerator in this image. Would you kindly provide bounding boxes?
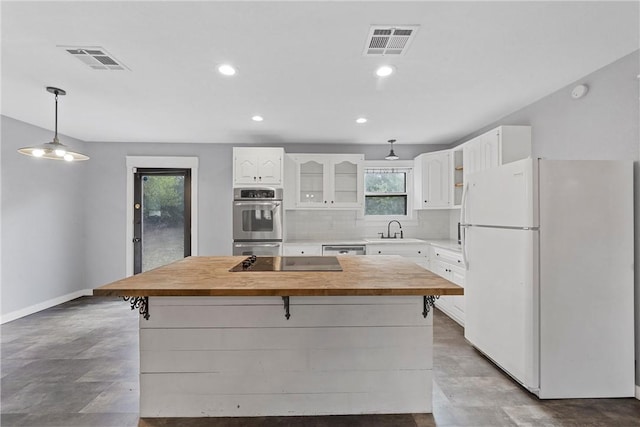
[460,158,634,399]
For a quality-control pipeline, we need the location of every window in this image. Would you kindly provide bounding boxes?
[364,167,412,217]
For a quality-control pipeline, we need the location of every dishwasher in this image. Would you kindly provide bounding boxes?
[322,245,366,256]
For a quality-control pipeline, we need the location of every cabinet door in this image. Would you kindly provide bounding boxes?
[432,260,452,280]
[480,128,500,170]
[463,140,479,181]
[424,152,450,207]
[450,267,465,318]
[296,159,326,207]
[234,148,283,186]
[234,154,259,185]
[257,153,282,185]
[330,159,361,208]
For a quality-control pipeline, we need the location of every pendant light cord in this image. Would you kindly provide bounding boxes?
[54,91,58,141]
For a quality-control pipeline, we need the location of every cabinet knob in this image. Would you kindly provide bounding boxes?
[378,251,382,254]
[331,201,334,204]
[324,201,327,204]
[253,176,257,180]
[258,176,262,180]
[301,251,304,254]
[424,200,427,203]
[418,251,421,254]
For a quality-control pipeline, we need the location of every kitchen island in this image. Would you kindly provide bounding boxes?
[94,255,462,417]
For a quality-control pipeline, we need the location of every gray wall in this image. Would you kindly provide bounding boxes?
[1,116,88,315]
[82,141,446,290]
[451,51,639,161]
[451,50,640,388]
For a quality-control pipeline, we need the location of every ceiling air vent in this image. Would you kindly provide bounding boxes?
[59,46,129,71]
[363,25,419,56]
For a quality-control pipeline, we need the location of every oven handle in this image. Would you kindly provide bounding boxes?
[234,201,281,207]
[234,243,281,248]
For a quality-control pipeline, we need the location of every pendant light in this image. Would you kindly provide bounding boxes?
[17,87,89,162]
[385,139,399,160]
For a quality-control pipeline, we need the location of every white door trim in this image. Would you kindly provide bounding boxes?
[125,156,199,277]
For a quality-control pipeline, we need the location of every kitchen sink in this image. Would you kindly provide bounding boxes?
[364,238,426,244]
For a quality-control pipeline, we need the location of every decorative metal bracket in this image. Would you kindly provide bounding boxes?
[123,296,150,320]
[422,295,440,318]
[282,296,290,320]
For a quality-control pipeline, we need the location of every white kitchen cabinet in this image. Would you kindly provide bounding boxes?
[414,150,451,209]
[289,154,364,209]
[366,243,429,270]
[282,243,323,256]
[462,125,531,181]
[429,245,465,326]
[233,147,284,187]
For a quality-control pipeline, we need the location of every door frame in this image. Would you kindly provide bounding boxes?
[125,156,199,277]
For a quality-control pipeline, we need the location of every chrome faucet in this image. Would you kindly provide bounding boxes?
[383,220,403,239]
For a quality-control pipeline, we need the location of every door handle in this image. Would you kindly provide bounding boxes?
[234,201,279,207]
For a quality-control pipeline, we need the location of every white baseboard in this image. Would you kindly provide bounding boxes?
[636,385,640,400]
[1,289,93,324]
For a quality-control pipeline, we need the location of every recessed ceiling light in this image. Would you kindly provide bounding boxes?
[218,64,237,76]
[252,115,264,122]
[375,65,395,77]
[356,118,367,124]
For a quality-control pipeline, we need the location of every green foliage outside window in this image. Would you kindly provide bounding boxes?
[365,171,407,216]
[366,196,407,215]
[365,172,405,193]
[143,175,185,226]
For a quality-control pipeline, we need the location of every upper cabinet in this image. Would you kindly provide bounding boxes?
[414,150,451,209]
[286,154,364,209]
[413,125,531,209]
[462,125,531,181]
[233,147,284,187]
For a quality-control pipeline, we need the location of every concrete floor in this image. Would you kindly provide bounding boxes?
[1,296,639,427]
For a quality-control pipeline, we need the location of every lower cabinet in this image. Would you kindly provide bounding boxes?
[429,246,465,327]
[283,241,464,326]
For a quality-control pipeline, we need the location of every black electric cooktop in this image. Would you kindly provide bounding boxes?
[229,256,343,272]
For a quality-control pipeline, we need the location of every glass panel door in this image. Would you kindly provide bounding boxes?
[333,160,358,204]
[134,168,191,274]
[298,160,324,206]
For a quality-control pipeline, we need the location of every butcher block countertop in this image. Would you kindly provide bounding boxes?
[93,256,463,297]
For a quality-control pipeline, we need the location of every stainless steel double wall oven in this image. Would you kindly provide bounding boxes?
[232,187,283,256]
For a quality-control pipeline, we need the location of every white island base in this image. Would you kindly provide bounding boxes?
[139,296,433,417]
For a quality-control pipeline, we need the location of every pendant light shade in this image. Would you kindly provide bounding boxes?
[385,139,399,160]
[17,87,89,162]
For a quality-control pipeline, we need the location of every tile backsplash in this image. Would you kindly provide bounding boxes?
[284,209,452,241]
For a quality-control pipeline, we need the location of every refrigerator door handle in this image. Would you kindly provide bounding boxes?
[461,225,468,270]
[460,181,469,270]
[459,181,468,225]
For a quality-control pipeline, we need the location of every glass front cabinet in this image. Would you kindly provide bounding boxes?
[291,154,364,209]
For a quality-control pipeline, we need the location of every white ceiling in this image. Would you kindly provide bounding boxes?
[2,1,638,145]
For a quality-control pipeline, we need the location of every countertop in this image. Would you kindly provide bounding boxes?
[285,238,462,252]
[423,239,462,252]
[93,256,463,297]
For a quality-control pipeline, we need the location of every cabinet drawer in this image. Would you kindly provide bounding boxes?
[432,247,464,267]
[282,245,322,256]
[433,262,465,285]
[367,244,428,257]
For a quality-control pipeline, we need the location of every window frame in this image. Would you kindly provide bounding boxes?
[359,160,415,223]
